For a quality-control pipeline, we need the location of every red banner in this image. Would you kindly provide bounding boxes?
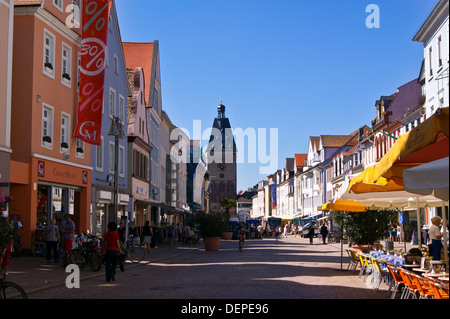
[74,0,110,145]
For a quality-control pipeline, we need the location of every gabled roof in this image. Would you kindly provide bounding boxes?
[122,42,154,107]
[14,0,42,5]
[320,135,354,148]
[295,154,307,168]
[384,78,422,123]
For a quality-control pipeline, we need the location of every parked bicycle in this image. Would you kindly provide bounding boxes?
[70,233,103,272]
[0,248,27,299]
[123,234,145,263]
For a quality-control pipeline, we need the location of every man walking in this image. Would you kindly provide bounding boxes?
[320,222,328,244]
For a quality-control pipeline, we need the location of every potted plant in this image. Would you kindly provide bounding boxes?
[44,62,53,74]
[61,142,69,151]
[76,147,84,154]
[333,210,396,252]
[220,198,236,240]
[42,136,52,147]
[62,73,71,84]
[195,212,226,251]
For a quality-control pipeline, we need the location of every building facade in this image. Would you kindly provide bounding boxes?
[126,67,151,228]
[123,41,166,225]
[0,0,14,199]
[413,0,449,119]
[10,0,91,250]
[90,0,130,236]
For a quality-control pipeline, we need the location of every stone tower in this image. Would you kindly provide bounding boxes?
[206,101,237,215]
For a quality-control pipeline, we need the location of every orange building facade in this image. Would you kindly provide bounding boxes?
[10,0,91,250]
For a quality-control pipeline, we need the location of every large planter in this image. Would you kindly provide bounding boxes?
[351,244,383,253]
[203,237,221,251]
[222,232,233,240]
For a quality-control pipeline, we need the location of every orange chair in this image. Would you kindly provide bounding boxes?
[427,279,449,299]
[409,273,434,299]
[397,267,418,299]
[386,264,404,299]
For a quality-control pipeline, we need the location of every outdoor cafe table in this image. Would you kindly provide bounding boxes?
[423,272,449,279]
[369,251,405,266]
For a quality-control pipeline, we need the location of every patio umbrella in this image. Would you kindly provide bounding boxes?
[404,157,449,269]
[321,199,367,213]
[322,199,367,270]
[347,108,449,248]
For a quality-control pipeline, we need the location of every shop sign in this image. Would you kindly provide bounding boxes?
[82,170,88,184]
[38,161,45,177]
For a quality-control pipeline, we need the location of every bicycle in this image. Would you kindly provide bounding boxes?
[238,233,245,252]
[70,233,103,272]
[123,235,145,263]
[0,248,27,299]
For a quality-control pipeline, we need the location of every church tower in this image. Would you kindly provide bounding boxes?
[206,101,237,215]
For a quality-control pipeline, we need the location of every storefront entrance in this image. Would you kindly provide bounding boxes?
[36,184,81,228]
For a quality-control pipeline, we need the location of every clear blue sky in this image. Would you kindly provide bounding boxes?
[115,0,437,192]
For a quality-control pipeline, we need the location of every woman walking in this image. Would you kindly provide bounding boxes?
[104,221,122,282]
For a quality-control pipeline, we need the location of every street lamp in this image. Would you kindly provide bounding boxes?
[108,116,126,223]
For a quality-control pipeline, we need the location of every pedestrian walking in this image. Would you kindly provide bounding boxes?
[168,223,176,245]
[177,223,183,242]
[257,224,263,239]
[283,224,288,238]
[129,221,140,246]
[320,222,328,244]
[61,214,75,266]
[44,219,60,263]
[308,226,315,245]
[275,225,281,243]
[117,221,126,244]
[142,220,152,252]
[103,221,123,282]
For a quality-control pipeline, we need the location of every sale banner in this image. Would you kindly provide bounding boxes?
[74,0,110,145]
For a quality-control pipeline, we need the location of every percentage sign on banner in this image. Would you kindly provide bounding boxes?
[83,1,109,32]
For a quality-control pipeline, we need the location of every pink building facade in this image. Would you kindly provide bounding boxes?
[10,0,92,250]
[0,0,14,198]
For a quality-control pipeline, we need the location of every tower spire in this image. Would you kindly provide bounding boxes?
[217,98,225,119]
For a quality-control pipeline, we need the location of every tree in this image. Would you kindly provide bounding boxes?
[219,198,236,221]
[333,210,397,246]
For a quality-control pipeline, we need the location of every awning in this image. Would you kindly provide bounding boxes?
[321,199,367,212]
[349,107,449,194]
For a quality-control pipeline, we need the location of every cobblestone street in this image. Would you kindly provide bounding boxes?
[25,236,390,300]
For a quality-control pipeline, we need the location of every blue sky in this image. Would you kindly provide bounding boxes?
[115,0,437,191]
